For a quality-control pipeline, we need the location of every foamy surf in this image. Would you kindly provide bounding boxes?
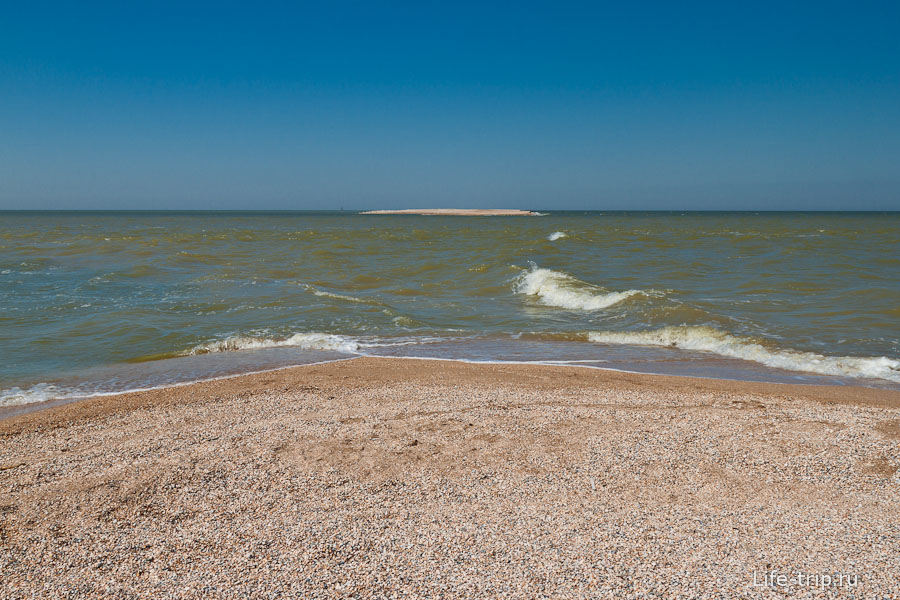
[514,265,647,310]
[190,332,361,355]
[0,383,63,407]
[548,231,567,241]
[588,326,900,382]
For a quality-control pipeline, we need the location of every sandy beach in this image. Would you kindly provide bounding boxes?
[1,357,898,598]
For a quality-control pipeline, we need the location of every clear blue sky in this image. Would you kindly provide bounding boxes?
[2,1,899,210]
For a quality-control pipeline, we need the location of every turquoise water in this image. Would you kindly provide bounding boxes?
[1,210,899,406]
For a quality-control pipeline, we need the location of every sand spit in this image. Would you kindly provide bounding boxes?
[1,357,899,598]
[359,208,541,216]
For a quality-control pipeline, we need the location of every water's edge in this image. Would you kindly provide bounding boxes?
[3,345,897,422]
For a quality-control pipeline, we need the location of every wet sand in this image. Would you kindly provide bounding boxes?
[358,209,541,215]
[1,357,898,598]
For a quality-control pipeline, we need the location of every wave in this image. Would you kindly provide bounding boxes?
[302,285,369,304]
[190,332,361,355]
[0,383,63,407]
[587,326,900,382]
[392,315,420,327]
[514,265,646,310]
[548,231,567,241]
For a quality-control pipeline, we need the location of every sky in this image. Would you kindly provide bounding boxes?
[1,1,899,210]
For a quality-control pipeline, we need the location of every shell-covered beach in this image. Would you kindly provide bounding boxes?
[2,357,898,598]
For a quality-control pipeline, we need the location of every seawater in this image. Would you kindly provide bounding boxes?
[1,210,899,406]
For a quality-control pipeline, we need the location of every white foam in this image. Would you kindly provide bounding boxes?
[303,285,368,304]
[548,231,567,241]
[514,265,643,310]
[190,332,361,355]
[588,326,900,382]
[0,383,63,407]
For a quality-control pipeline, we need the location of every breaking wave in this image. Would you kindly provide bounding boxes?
[588,326,900,382]
[190,332,361,355]
[514,265,647,311]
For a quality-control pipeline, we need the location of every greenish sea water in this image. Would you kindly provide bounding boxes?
[1,210,899,406]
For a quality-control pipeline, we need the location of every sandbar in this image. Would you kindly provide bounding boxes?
[359,208,541,216]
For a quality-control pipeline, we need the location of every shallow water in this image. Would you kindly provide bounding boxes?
[1,210,899,405]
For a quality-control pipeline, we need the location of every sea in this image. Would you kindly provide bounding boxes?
[2,210,899,408]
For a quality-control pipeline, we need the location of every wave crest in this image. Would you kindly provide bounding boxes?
[514,265,645,310]
[302,285,369,304]
[588,326,900,382]
[190,332,360,355]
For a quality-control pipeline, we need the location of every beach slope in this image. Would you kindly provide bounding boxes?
[1,358,898,598]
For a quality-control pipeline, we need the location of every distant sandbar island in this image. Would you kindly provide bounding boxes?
[359,208,541,216]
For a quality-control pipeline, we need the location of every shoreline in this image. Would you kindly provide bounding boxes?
[3,354,899,424]
[0,356,362,422]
